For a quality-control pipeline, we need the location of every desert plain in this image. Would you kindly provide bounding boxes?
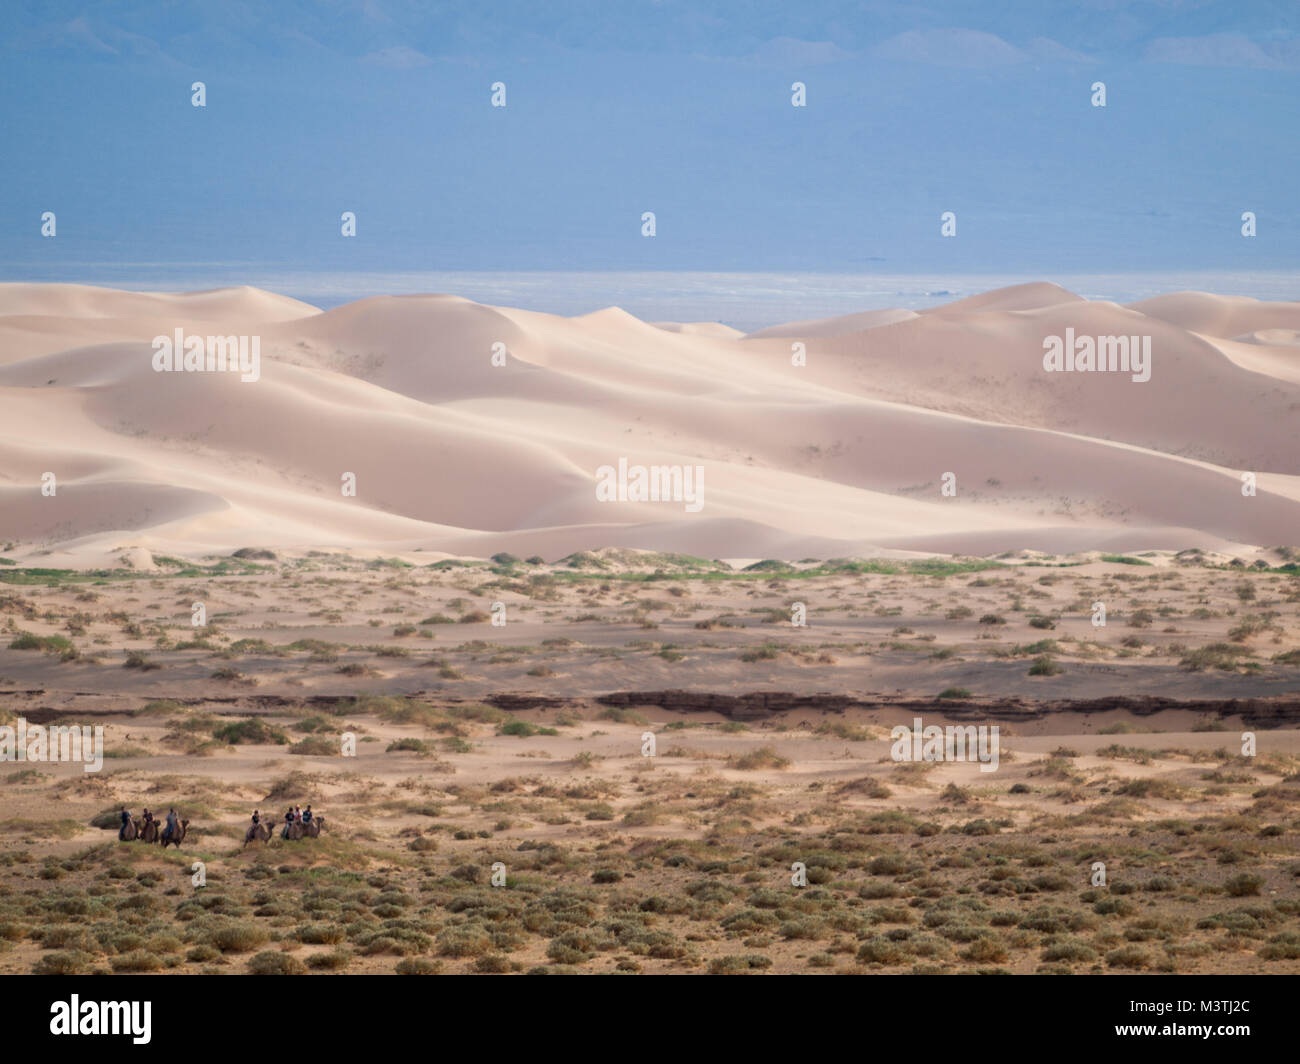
[0,281,1298,975]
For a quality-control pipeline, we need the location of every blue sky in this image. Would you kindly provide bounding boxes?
[2,1,1298,280]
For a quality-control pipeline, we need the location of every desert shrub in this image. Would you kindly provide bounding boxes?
[247,951,306,975]
[1041,939,1098,963]
[708,953,773,974]
[296,923,346,945]
[307,949,353,970]
[289,736,336,756]
[731,746,790,771]
[1181,643,1255,672]
[111,950,164,972]
[33,951,97,975]
[499,719,558,738]
[1225,873,1263,897]
[211,923,270,953]
[395,957,442,974]
[436,926,492,958]
[1028,656,1063,676]
[1259,933,1300,960]
[856,937,906,965]
[1105,945,1154,970]
[212,719,287,745]
[961,937,1008,963]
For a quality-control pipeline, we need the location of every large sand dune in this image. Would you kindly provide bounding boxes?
[0,281,1297,565]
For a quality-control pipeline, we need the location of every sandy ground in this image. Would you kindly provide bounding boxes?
[0,553,1297,974]
[2,550,1299,706]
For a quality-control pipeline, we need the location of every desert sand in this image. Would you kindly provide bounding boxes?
[2,280,1298,568]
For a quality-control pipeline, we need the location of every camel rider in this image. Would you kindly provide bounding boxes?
[164,807,178,842]
[119,807,131,840]
[294,805,302,823]
[251,810,260,825]
[142,808,154,826]
[302,806,312,825]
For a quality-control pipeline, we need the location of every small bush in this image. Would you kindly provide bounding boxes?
[396,957,442,975]
[212,718,287,745]
[247,951,307,975]
[1225,873,1263,897]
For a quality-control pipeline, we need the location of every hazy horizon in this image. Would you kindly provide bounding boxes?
[2,267,1297,330]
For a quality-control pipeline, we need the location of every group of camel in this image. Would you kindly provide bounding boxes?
[244,817,325,845]
[117,814,323,848]
[120,816,188,849]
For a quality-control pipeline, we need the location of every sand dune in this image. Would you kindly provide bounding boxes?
[0,280,1296,565]
[0,282,318,323]
[798,299,1300,471]
[919,280,1083,315]
[1129,291,1300,339]
[744,307,919,340]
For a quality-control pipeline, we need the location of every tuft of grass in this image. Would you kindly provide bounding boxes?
[212,718,288,745]
[498,719,559,738]
[8,631,75,655]
[1180,643,1256,672]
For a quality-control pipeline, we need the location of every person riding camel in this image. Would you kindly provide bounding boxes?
[302,805,312,825]
[294,805,302,823]
[119,806,132,841]
[142,808,154,826]
[251,809,260,825]
[163,807,178,843]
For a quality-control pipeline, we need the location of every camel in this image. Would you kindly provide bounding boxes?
[139,819,159,844]
[244,821,271,846]
[280,817,324,840]
[119,817,138,842]
[160,819,189,849]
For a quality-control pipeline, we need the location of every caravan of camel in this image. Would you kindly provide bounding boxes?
[117,809,188,849]
[117,806,325,849]
[245,808,326,846]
